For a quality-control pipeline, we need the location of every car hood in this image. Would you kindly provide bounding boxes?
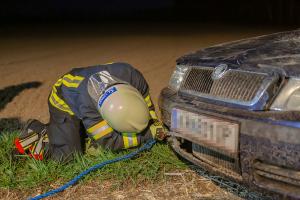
[177,30,300,77]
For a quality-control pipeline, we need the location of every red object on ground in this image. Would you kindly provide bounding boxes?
[14,138,25,154]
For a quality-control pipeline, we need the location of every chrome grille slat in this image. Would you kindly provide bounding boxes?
[184,68,213,93]
[226,72,238,99]
[233,73,247,100]
[234,75,245,100]
[180,67,273,106]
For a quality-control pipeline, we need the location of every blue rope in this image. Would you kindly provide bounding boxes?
[29,139,156,200]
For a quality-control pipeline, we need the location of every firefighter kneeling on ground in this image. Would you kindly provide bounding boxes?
[13,62,167,162]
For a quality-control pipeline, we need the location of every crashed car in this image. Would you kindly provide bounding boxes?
[159,30,300,199]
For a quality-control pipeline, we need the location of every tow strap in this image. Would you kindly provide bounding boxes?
[29,139,157,200]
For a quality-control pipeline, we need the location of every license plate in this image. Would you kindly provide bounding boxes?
[171,108,239,153]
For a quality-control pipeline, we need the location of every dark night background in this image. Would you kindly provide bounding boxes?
[0,0,300,26]
[0,2,299,199]
[1,0,300,126]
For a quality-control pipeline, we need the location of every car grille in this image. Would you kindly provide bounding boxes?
[180,67,275,106]
[192,143,241,174]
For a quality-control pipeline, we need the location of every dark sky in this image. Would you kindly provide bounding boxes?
[0,0,173,20]
[0,0,299,25]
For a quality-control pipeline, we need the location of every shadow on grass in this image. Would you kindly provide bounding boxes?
[0,81,42,111]
[0,81,42,133]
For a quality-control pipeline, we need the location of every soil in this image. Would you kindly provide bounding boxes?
[0,170,242,200]
[0,23,279,199]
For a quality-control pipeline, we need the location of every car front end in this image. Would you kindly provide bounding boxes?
[159,31,300,199]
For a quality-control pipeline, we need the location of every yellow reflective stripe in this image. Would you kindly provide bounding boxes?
[61,74,84,88]
[149,110,158,120]
[144,95,152,107]
[30,141,37,154]
[53,74,84,88]
[49,91,74,115]
[132,134,138,146]
[123,133,129,148]
[63,74,84,81]
[92,127,113,140]
[49,74,83,114]
[87,120,113,140]
[122,133,138,149]
[54,78,63,87]
[87,120,107,133]
[62,79,80,88]
[51,91,73,113]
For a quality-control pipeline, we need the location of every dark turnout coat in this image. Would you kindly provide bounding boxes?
[47,62,157,162]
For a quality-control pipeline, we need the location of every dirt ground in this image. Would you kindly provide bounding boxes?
[0,170,245,200]
[0,23,280,199]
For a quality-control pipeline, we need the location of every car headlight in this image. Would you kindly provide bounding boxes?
[270,78,300,111]
[168,65,188,91]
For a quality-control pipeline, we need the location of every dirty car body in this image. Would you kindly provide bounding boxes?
[159,30,300,199]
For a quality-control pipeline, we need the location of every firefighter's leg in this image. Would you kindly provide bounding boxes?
[47,108,84,163]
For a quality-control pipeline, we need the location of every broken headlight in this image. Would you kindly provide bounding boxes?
[270,78,300,111]
[168,65,188,91]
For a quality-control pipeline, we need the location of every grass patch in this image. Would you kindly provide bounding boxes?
[0,131,187,193]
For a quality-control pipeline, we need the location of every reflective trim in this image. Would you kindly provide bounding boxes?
[32,136,44,155]
[49,74,82,115]
[61,74,84,88]
[144,95,152,107]
[87,120,113,140]
[92,126,113,140]
[149,110,158,120]
[122,133,138,149]
[62,79,80,88]
[19,133,39,148]
[63,74,84,81]
[54,78,63,87]
[87,120,107,133]
[43,135,49,143]
[49,90,74,115]
[53,74,84,88]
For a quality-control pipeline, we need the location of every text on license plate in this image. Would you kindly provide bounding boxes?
[171,108,239,153]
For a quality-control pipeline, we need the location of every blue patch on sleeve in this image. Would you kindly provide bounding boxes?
[98,87,117,108]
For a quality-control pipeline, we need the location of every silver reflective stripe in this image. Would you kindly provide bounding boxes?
[127,133,134,147]
[90,124,110,136]
[21,134,39,147]
[33,136,44,155]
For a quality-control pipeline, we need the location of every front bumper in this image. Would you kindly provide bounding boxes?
[159,87,300,199]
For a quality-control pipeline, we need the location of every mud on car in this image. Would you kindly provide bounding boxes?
[159,30,300,199]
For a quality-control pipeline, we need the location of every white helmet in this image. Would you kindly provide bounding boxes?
[98,84,149,133]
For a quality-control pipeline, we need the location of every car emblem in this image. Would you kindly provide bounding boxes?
[212,64,228,80]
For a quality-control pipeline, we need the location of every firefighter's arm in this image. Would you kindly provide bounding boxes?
[85,119,145,150]
[85,117,167,151]
[143,93,168,140]
[144,93,159,121]
[131,68,159,121]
